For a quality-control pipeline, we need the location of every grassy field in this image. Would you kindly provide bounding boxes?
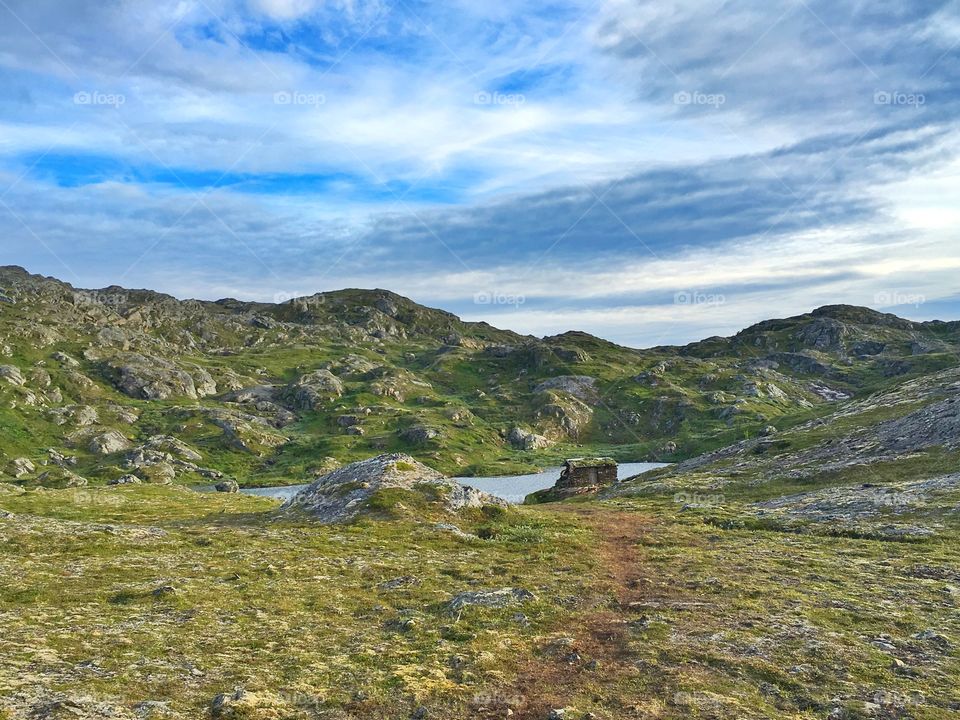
[2,481,957,719]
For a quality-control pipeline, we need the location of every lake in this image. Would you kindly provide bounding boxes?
[240,461,669,504]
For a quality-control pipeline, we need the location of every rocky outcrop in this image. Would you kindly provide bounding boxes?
[0,364,25,386]
[281,453,506,523]
[399,425,441,445]
[88,430,133,455]
[533,375,598,402]
[535,390,594,439]
[9,458,35,478]
[285,369,343,411]
[105,353,216,400]
[507,427,552,451]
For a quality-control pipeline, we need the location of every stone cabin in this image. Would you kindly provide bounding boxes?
[525,457,619,504]
[556,457,618,489]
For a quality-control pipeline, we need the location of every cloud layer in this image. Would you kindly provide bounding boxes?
[0,0,958,346]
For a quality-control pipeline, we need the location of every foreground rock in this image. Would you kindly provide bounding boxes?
[281,453,506,523]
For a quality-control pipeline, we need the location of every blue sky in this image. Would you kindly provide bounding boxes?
[0,0,958,347]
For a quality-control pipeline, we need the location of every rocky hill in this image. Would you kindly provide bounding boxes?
[613,361,960,540]
[1,265,958,487]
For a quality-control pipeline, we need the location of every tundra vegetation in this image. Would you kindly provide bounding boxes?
[0,266,958,719]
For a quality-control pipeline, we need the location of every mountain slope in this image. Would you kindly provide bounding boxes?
[0,265,957,486]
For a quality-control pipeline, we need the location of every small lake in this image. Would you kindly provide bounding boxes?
[240,461,669,504]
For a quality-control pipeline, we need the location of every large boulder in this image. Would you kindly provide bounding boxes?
[281,453,506,523]
[88,430,133,455]
[507,427,552,451]
[0,365,25,386]
[286,369,343,411]
[9,457,35,478]
[399,424,441,445]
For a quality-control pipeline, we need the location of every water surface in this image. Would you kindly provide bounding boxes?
[241,461,668,504]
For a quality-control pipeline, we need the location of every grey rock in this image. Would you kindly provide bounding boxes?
[399,425,440,445]
[448,587,535,611]
[0,364,25,386]
[282,453,506,523]
[107,353,212,400]
[287,369,343,411]
[88,430,133,455]
[10,457,35,478]
[215,479,240,493]
[507,427,552,451]
[533,375,598,402]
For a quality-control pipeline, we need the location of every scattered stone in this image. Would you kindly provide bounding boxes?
[448,587,535,611]
[10,457,35,478]
[215,479,240,493]
[434,522,478,540]
[108,474,142,486]
[0,364,25,386]
[378,576,420,591]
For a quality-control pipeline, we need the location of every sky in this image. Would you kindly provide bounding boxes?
[0,0,958,348]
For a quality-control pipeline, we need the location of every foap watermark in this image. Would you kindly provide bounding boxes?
[471,690,525,709]
[874,290,925,308]
[273,291,326,307]
[74,90,126,108]
[274,91,326,108]
[473,290,525,308]
[277,691,323,712]
[674,491,725,508]
[674,90,725,108]
[674,290,726,308]
[69,490,124,508]
[474,91,526,107]
[874,90,925,108]
[73,290,127,308]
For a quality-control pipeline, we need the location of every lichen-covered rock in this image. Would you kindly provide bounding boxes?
[535,390,594,439]
[9,457,35,478]
[139,435,203,462]
[138,462,176,484]
[88,430,133,455]
[448,587,535,611]
[35,467,88,488]
[282,453,505,523]
[533,375,598,402]
[507,427,552,451]
[399,424,441,445]
[286,369,343,410]
[106,353,213,400]
[0,364,25,386]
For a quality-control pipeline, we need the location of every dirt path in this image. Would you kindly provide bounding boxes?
[498,506,659,720]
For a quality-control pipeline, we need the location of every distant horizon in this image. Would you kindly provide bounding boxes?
[5,262,957,350]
